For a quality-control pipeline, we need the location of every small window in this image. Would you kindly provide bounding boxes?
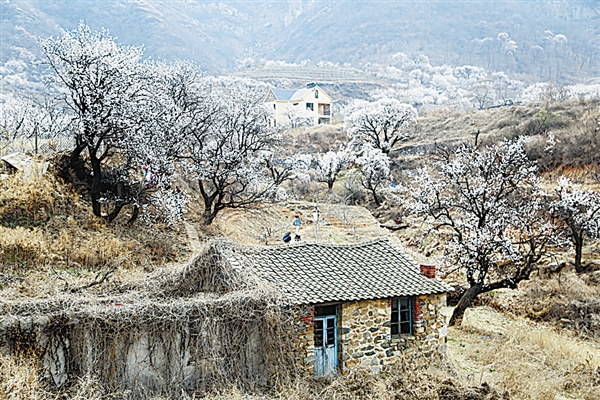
[273,104,276,110]
[306,103,314,111]
[315,90,319,99]
[293,102,299,106]
[314,319,324,346]
[391,297,412,335]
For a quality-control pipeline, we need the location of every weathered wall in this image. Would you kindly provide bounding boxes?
[0,297,296,395]
[291,293,448,375]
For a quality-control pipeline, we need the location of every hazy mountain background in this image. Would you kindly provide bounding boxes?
[1,0,599,90]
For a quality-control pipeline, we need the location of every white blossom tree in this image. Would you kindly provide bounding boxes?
[282,105,314,129]
[262,150,312,187]
[106,60,208,224]
[314,148,353,191]
[41,23,145,220]
[0,94,73,154]
[0,94,37,153]
[551,177,600,273]
[411,140,556,325]
[345,98,417,155]
[355,145,392,206]
[182,77,280,224]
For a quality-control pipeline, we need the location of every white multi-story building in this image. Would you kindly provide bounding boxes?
[264,83,334,127]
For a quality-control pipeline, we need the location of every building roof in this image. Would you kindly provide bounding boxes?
[270,89,298,101]
[226,237,451,305]
[268,86,332,102]
[289,88,310,101]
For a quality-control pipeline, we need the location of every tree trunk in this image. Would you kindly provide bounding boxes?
[107,202,125,223]
[127,205,140,225]
[68,143,88,181]
[573,232,585,273]
[199,181,219,225]
[370,187,381,206]
[90,154,103,218]
[106,182,127,222]
[449,282,483,326]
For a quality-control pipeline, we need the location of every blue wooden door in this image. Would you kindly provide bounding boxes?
[314,315,338,377]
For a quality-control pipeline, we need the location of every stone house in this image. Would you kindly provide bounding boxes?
[229,237,452,377]
[264,83,333,127]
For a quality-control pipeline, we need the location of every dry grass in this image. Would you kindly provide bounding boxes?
[213,200,387,246]
[451,306,600,399]
[0,165,189,296]
[0,354,48,400]
[0,169,60,226]
[0,353,507,400]
[484,270,600,340]
[0,354,107,400]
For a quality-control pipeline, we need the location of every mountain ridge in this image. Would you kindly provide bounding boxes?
[1,0,599,86]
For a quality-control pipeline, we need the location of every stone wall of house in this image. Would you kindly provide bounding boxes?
[290,293,447,376]
[290,304,316,376]
[340,293,447,374]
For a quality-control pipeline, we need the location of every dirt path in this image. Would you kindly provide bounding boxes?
[184,222,202,253]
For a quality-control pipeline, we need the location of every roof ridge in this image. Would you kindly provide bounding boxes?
[247,236,390,251]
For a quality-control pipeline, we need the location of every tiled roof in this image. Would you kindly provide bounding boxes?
[226,238,452,305]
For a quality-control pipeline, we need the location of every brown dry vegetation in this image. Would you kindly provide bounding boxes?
[483,269,600,341]
[396,99,600,172]
[0,166,188,280]
[0,351,509,400]
[450,306,600,400]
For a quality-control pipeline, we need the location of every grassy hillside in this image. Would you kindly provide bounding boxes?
[1,99,600,398]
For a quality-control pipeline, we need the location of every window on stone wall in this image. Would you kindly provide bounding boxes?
[391,297,412,335]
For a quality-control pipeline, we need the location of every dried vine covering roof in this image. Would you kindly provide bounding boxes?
[226,237,452,305]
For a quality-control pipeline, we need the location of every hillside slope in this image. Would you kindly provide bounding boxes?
[1,0,599,85]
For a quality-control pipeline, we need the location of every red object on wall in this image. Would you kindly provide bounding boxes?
[413,299,423,322]
[420,264,436,279]
[300,308,315,326]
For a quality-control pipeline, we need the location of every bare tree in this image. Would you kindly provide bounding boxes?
[470,81,496,110]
